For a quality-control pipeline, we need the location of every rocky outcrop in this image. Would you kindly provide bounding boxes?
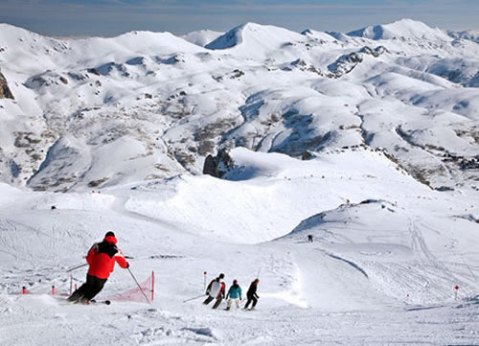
[286,59,323,75]
[203,149,234,178]
[327,46,387,78]
[0,71,14,99]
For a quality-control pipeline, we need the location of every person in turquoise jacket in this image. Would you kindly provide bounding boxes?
[225,279,242,311]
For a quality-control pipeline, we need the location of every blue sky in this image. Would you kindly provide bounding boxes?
[0,0,477,36]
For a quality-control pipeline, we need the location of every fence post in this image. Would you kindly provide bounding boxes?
[151,271,155,301]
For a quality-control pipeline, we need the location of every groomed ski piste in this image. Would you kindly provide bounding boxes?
[1,148,478,345]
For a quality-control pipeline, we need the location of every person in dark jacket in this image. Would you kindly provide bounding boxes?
[67,231,129,303]
[244,278,260,310]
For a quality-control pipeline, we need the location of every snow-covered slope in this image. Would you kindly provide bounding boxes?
[0,147,478,345]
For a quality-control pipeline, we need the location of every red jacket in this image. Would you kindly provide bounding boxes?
[86,235,128,279]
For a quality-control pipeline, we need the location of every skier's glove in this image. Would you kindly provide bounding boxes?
[126,262,130,268]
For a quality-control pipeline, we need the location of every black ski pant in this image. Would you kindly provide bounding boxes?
[68,274,107,302]
[212,297,223,309]
[244,294,258,309]
[203,295,214,305]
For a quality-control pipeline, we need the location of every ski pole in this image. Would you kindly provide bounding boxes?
[127,267,151,304]
[183,294,206,303]
[66,263,88,272]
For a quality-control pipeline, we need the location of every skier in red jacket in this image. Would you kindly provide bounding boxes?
[67,231,129,303]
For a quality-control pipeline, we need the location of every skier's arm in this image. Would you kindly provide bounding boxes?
[252,284,259,298]
[114,249,129,269]
[205,280,213,295]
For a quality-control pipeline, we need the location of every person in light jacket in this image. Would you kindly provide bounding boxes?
[203,273,225,307]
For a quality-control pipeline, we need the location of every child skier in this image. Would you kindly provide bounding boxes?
[225,279,242,311]
[67,231,129,304]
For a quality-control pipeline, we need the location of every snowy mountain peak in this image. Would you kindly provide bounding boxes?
[0,23,40,38]
[205,23,245,49]
[0,23,60,47]
[205,22,303,50]
[347,18,450,41]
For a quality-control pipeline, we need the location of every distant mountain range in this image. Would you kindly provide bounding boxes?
[0,19,478,192]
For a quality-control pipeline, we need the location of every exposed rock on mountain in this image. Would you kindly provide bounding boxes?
[0,71,14,99]
[203,149,235,178]
[328,46,387,77]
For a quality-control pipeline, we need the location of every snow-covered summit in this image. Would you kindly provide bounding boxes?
[347,18,450,42]
[205,22,304,51]
[0,23,49,42]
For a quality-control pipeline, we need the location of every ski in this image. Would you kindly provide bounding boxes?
[90,299,111,305]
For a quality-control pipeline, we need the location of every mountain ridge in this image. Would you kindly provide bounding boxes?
[0,19,478,192]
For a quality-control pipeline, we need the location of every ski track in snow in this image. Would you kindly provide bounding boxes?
[326,252,370,279]
[0,149,478,345]
[1,294,478,346]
